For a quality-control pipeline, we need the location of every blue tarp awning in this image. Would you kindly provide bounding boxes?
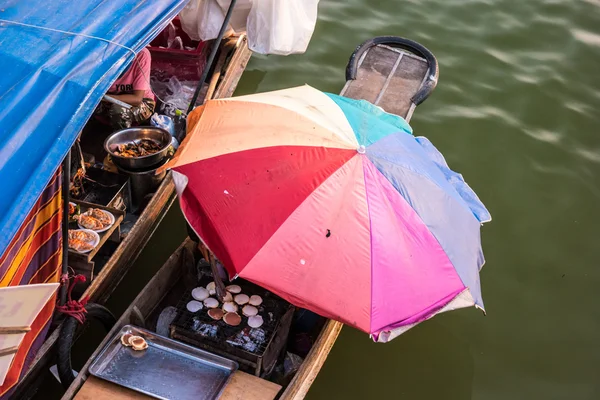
[0,0,188,256]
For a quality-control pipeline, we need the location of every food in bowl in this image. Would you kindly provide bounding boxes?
[115,139,162,158]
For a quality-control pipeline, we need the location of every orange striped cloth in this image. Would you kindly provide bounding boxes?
[0,170,63,399]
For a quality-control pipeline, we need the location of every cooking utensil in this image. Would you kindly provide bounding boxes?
[104,127,171,171]
[89,325,238,400]
[115,162,167,212]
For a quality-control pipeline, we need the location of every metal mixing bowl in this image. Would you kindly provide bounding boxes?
[104,127,172,171]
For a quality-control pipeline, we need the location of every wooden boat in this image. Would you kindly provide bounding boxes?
[8,34,252,400]
[60,36,439,400]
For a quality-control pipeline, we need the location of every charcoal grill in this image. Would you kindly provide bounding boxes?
[170,276,294,377]
[71,167,131,211]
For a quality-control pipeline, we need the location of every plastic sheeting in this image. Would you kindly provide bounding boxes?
[0,0,187,256]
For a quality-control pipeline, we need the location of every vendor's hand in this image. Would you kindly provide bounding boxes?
[109,91,145,107]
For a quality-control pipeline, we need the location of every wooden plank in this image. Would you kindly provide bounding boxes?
[221,371,281,400]
[279,320,343,400]
[213,35,252,99]
[130,239,191,317]
[0,346,19,357]
[73,371,280,400]
[0,326,31,334]
[74,376,148,400]
[204,37,236,102]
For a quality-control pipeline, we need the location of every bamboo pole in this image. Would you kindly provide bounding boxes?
[0,326,31,335]
[0,346,19,357]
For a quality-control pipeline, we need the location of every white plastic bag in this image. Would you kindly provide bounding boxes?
[179,0,226,41]
[216,0,253,33]
[246,0,319,55]
[179,0,251,41]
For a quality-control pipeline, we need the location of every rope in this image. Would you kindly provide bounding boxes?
[0,19,137,53]
[56,272,89,324]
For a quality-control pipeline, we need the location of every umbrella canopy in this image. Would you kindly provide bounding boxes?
[169,85,491,342]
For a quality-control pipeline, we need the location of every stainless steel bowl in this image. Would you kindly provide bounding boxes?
[104,127,172,171]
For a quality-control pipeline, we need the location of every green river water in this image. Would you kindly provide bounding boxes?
[47,1,600,399]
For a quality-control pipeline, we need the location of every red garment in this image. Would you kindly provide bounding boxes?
[109,48,154,100]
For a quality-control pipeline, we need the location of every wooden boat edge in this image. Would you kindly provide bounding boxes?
[61,238,344,400]
[279,320,343,400]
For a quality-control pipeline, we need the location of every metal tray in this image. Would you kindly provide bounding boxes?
[89,325,238,400]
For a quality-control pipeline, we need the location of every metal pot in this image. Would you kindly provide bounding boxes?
[115,163,167,212]
[104,127,172,171]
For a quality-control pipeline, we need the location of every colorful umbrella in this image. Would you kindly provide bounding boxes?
[168,85,491,342]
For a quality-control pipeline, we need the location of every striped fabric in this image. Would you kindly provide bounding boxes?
[0,170,62,399]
